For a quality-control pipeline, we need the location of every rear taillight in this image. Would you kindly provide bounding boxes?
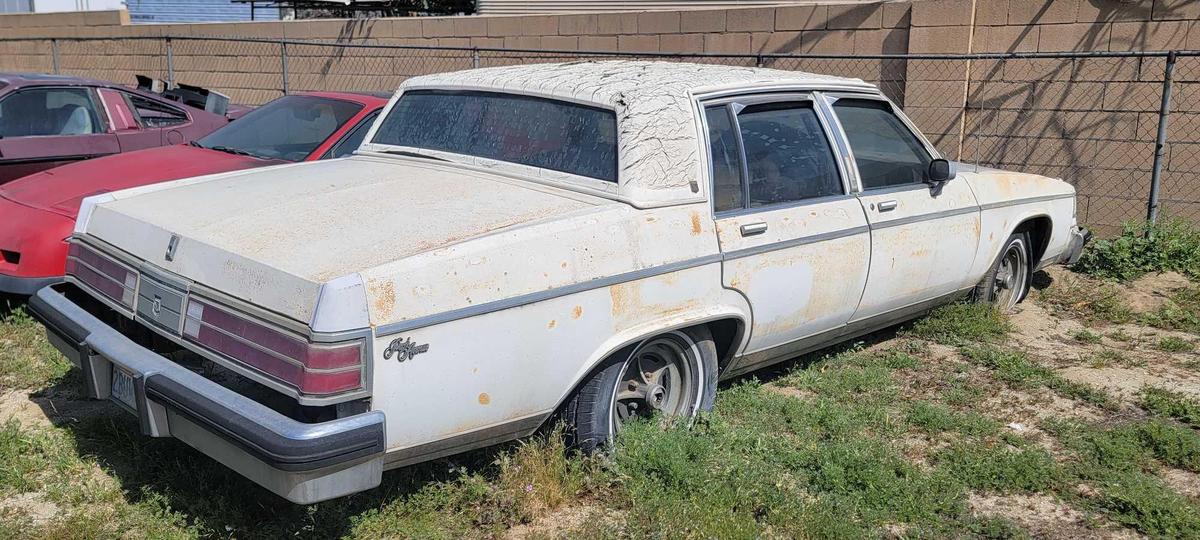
[65,242,136,308]
[182,298,363,395]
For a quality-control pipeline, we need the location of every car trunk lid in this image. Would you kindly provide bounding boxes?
[82,156,602,325]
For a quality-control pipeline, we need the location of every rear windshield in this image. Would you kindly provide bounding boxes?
[371,90,619,182]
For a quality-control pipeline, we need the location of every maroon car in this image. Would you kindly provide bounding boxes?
[0,73,235,184]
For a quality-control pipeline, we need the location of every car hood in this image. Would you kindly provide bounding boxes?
[0,145,279,218]
[80,155,608,325]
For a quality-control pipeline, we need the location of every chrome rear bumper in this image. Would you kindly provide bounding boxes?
[1063,226,1092,266]
[29,286,385,504]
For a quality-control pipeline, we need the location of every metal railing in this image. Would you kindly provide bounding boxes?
[3,35,1199,235]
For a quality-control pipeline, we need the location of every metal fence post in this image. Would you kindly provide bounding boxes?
[472,47,480,69]
[280,40,289,95]
[1147,50,1177,225]
[755,54,764,68]
[50,38,59,74]
[165,37,174,87]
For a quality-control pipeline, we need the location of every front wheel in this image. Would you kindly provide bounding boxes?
[973,232,1031,311]
[562,327,718,453]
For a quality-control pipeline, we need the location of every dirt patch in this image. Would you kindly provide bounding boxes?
[0,492,60,526]
[502,505,603,540]
[967,492,1137,539]
[1159,468,1200,500]
[0,390,116,428]
[761,384,816,401]
[1123,272,1191,313]
[0,391,50,427]
[1058,366,1200,401]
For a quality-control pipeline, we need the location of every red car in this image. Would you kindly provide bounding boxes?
[0,73,244,184]
[0,91,388,295]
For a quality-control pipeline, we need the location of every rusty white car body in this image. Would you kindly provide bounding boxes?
[31,61,1089,503]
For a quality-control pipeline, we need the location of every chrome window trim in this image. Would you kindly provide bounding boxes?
[712,193,858,220]
[697,91,852,218]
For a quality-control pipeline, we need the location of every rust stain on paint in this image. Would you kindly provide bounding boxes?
[371,280,396,315]
[547,319,557,329]
[571,305,583,319]
[690,212,702,235]
[478,393,491,405]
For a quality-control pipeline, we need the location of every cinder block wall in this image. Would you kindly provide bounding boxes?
[3,1,1199,227]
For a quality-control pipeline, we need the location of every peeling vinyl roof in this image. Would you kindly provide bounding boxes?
[396,60,879,208]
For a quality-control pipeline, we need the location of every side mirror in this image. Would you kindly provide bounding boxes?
[927,158,955,183]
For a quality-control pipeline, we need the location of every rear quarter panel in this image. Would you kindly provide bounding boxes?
[363,202,750,458]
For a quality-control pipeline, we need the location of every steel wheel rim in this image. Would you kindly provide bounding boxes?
[609,333,701,436]
[993,239,1028,310]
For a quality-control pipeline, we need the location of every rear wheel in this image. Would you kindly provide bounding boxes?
[562,327,718,453]
[973,232,1031,311]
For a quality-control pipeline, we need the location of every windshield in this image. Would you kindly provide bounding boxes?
[371,90,619,182]
[196,95,362,162]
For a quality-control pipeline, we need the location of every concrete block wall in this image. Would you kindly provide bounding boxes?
[3,1,1200,229]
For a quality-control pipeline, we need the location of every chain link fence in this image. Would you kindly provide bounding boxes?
[3,36,1198,235]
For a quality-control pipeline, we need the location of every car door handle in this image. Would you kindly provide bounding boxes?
[740,222,768,237]
[877,200,898,212]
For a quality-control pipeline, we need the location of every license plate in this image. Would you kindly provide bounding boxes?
[110,368,136,410]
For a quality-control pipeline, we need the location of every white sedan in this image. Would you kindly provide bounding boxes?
[32,60,1089,503]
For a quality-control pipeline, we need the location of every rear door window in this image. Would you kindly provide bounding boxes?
[704,99,844,213]
[125,93,190,128]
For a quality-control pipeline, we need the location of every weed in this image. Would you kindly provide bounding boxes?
[1073,218,1200,281]
[907,402,998,437]
[1141,287,1200,335]
[1139,387,1200,428]
[1155,336,1195,353]
[960,344,1114,408]
[1036,276,1133,325]
[1088,348,1143,369]
[1092,471,1200,537]
[1107,329,1135,342]
[1071,329,1102,344]
[934,441,1060,493]
[907,304,1012,346]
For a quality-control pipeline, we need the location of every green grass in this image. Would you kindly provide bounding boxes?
[1044,418,1200,537]
[907,303,1012,346]
[1088,347,1143,369]
[934,441,1060,493]
[1036,276,1133,325]
[0,307,72,392]
[906,401,999,437]
[1155,336,1195,353]
[1139,387,1200,428]
[1072,329,1103,345]
[1073,218,1200,282]
[959,344,1113,408]
[1141,286,1200,335]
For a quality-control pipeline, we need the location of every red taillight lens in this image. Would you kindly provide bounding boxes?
[182,299,363,395]
[66,242,136,308]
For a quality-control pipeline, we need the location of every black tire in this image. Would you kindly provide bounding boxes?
[972,231,1032,310]
[562,326,718,453]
